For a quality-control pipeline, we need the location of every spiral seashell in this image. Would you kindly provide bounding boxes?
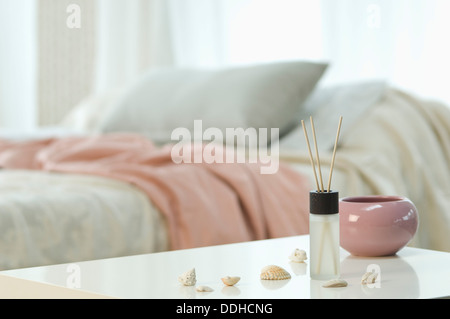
[260,265,291,280]
[221,276,241,286]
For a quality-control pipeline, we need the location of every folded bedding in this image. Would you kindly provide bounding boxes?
[0,134,311,253]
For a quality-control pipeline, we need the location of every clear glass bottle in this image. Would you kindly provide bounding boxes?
[309,191,340,280]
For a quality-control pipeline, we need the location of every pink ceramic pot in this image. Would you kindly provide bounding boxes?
[339,196,419,257]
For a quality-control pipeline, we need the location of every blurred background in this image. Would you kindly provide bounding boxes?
[1,0,450,131]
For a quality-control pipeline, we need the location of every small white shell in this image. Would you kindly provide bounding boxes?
[260,265,291,280]
[196,285,214,292]
[178,268,196,286]
[322,279,348,288]
[221,276,241,286]
[361,271,378,284]
[289,248,307,263]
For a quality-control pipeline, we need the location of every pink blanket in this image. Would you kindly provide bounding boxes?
[0,134,310,250]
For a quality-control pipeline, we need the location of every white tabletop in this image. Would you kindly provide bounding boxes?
[1,235,449,299]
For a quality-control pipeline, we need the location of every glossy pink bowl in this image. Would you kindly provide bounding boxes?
[339,196,419,257]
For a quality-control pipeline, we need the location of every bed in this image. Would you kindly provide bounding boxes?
[0,61,449,270]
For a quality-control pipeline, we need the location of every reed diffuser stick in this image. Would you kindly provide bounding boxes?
[310,116,324,192]
[301,120,320,192]
[327,116,343,193]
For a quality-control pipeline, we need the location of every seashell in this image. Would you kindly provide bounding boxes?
[322,279,348,288]
[221,276,241,286]
[361,271,378,284]
[196,285,214,292]
[260,265,291,280]
[289,248,307,263]
[178,268,196,286]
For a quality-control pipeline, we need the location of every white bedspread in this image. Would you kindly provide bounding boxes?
[0,170,168,270]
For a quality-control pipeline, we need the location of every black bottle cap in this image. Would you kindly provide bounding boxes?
[310,191,339,215]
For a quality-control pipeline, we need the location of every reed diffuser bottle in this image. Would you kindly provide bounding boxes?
[309,190,340,280]
[301,116,343,280]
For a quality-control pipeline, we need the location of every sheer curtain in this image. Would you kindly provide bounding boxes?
[94,0,174,94]
[2,0,450,131]
[0,0,37,130]
[0,0,94,130]
[158,0,450,105]
[167,0,324,67]
[319,0,450,104]
[93,0,326,92]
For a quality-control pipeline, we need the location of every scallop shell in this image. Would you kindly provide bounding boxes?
[221,276,241,286]
[260,265,291,280]
[289,248,307,263]
[322,279,348,288]
[196,285,214,292]
[178,268,196,286]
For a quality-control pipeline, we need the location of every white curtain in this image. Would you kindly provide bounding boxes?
[94,0,174,94]
[93,0,325,91]
[319,0,450,105]
[0,0,37,130]
[0,0,94,130]
[93,0,231,93]
[94,0,450,106]
[168,0,324,67]
[1,0,450,131]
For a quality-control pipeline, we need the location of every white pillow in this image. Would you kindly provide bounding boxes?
[61,88,125,132]
[276,80,387,151]
[97,61,328,145]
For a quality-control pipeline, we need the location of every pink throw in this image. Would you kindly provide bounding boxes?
[0,133,310,250]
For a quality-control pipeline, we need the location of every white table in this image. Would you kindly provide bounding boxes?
[1,235,449,299]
